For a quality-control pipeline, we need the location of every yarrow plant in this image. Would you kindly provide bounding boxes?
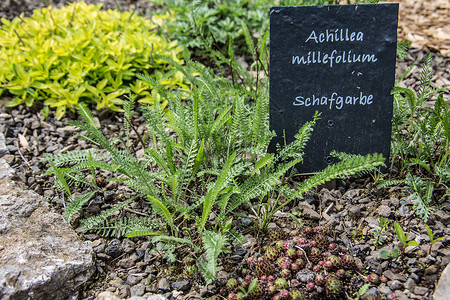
[43,11,385,284]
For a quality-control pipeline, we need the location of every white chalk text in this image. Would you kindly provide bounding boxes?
[293,91,373,110]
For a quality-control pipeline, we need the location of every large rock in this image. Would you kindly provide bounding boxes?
[0,158,95,299]
[434,263,450,300]
[0,131,8,157]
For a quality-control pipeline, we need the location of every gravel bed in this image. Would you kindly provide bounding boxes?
[0,1,449,299]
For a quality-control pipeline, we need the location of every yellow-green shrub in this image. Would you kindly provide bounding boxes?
[0,1,186,119]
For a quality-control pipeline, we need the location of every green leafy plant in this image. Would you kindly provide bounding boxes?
[369,216,390,247]
[425,224,443,244]
[44,40,385,284]
[150,0,270,58]
[0,1,185,119]
[394,221,419,250]
[348,283,370,300]
[379,222,419,260]
[404,173,435,222]
[391,53,449,177]
[381,52,450,221]
[198,231,229,284]
[250,150,385,231]
[397,40,412,59]
[380,247,400,260]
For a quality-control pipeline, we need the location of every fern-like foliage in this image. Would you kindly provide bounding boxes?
[396,40,411,59]
[80,196,138,232]
[405,173,433,222]
[417,53,434,104]
[391,53,449,177]
[198,230,229,284]
[44,35,391,282]
[377,179,406,190]
[88,216,162,238]
[64,191,96,223]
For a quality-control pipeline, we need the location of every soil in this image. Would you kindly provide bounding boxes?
[0,1,449,300]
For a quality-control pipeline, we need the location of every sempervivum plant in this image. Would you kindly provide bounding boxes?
[225,226,373,299]
[325,275,343,297]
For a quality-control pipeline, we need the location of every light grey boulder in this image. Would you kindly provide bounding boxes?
[0,158,95,299]
[434,263,450,300]
[0,131,8,158]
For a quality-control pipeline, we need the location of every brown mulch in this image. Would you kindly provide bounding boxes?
[387,0,450,58]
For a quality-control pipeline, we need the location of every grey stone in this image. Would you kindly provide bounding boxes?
[122,239,136,254]
[216,270,228,281]
[392,291,409,300]
[320,189,335,204]
[343,189,363,199]
[130,284,146,297]
[409,272,420,283]
[431,242,443,254]
[349,205,362,217]
[158,277,170,291]
[239,217,253,226]
[297,270,315,283]
[413,286,428,296]
[0,161,95,300]
[2,155,14,165]
[117,253,139,268]
[0,132,8,157]
[171,280,191,291]
[377,284,392,295]
[433,210,450,224]
[56,125,79,135]
[322,213,338,226]
[118,285,130,298]
[438,248,450,266]
[104,190,115,201]
[0,159,14,180]
[383,269,406,282]
[146,295,168,300]
[97,253,112,261]
[377,205,391,217]
[404,278,416,291]
[304,195,316,205]
[105,246,123,259]
[233,246,246,256]
[362,287,378,298]
[127,274,144,286]
[365,216,379,227]
[390,197,400,207]
[95,291,121,300]
[425,264,439,275]
[388,280,403,291]
[359,197,371,204]
[396,205,410,217]
[135,249,146,260]
[302,206,321,220]
[434,263,450,300]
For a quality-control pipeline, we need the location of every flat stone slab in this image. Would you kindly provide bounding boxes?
[0,158,95,299]
[434,263,450,300]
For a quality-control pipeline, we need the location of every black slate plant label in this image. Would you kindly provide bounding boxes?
[269,4,398,173]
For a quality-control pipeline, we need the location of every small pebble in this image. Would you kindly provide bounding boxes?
[171,280,191,291]
[413,286,429,296]
[105,246,122,259]
[378,205,391,217]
